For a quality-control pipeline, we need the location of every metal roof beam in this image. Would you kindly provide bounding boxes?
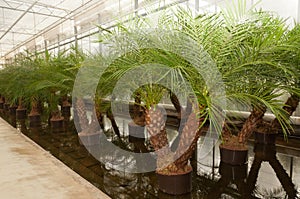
[0,30,36,36]
[6,0,72,13]
[0,1,38,41]
[0,5,65,19]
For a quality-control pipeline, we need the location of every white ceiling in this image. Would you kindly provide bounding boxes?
[0,0,299,64]
[0,0,97,58]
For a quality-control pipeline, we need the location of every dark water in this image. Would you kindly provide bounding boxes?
[2,110,300,199]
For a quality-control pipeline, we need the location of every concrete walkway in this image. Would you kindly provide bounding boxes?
[0,117,110,199]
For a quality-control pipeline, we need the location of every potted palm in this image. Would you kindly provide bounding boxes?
[6,62,33,121]
[246,143,297,198]
[215,5,296,165]
[30,49,79,131]
[73,59,104,147]
[255,23,300,144]
[93,18,225,194]
[170,2,294,166]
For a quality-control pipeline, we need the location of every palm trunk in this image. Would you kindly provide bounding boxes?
[17,97,24,109]
[62,95,71,107]
[173,111,202,171]
[145,106,172,170]
[29,96,40,115]
[170,94,187,152]
[132,93,145,126]
[170,92,181,115]
[75,98,89,131]
[107,109,121,139]
[271,94,299,129]
[238,107,266,143]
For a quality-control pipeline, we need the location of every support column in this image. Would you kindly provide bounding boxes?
[57,34,60,52]
[134,0,138,17]
[298,0,300,23]
[97,14,102,52]
[74,26,78,49]
[195,0,199,12]
[44,40,48,52]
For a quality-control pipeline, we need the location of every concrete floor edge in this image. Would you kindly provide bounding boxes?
[0,117,110,199]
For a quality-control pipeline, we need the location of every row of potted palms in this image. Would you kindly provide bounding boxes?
[0,47,85,130]
[0,2,299,196]
[89,4,300,195]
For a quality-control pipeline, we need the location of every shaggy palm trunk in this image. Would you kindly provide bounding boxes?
[132,94,145,126]
[170,92,181,115]
[170,93,184,151]
[75,98,89,131]
[271,94,300,129]
[238,107,266,143]
[29,97,39,115]
[173,111,202,171]
[145,106,171,171]
[95,104,104,130]
[87,111,100,133]
[17,98,24,109]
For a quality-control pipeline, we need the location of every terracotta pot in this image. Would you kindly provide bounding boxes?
[16,108,27,120]
[219,146,248,165]
[156,169,192,195]
[254,132,277,145]
[28,114,41,127]
[78,131,102,146]
[50,118,64,133]
[128,122,145,143]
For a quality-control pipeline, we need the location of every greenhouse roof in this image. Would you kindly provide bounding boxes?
[0,0,108,61]
[0,0,299,66]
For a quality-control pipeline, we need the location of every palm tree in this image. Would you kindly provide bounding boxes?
[171,2,296,164]
[92,11,226,195]
[30,47,84,130]
[268,23,300,131]
[214,4,296,156]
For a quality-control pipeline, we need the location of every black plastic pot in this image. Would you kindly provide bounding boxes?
[253,143,276,161]
[9,105,17,115]
[156,169,192,195]
[28,114,41,127]
[128,122,145,143]
[50,118,64,133]
[4,103,10,111]
[61,105,71,117]
[219,161,248,180]
[254,131,277,145]
[16,108,27,120]
[219,146,248,165]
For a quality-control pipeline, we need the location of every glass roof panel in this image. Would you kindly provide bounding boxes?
[0,0,299,66]
[0,0,92,59]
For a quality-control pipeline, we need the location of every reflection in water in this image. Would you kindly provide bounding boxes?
[2,111,300,199]
[206,162,248,198]
[247,143,298,199]
[205,142,299,199]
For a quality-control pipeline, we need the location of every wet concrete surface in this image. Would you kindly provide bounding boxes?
[0,117,110,199]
